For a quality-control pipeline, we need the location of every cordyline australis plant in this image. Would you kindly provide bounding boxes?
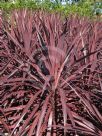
[0,9,102,136]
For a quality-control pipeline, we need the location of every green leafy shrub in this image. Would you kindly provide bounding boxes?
[0,0,102,18]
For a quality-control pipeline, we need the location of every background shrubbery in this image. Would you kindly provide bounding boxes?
[0,0,102,18]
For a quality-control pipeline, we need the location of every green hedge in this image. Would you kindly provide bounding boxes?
[0,0,102,18]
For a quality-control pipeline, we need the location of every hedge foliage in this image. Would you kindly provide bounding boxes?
[0,0,102,18]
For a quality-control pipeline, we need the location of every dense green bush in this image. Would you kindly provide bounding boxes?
[0,0,102,18]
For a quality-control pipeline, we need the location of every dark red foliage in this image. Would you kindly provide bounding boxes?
[0,10,102,136]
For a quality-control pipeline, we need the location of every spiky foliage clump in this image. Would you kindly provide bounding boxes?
[0,10,102,136]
